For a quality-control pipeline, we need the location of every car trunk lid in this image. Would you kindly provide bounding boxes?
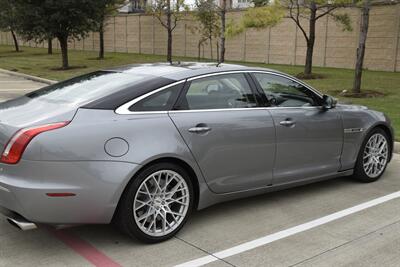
[0,96,77,152]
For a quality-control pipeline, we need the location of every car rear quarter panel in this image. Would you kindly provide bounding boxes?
[21,108,210,215]
[24,109,192,164]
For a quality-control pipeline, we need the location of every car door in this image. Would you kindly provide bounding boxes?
[251,72,343,185]
[168,72,275,194]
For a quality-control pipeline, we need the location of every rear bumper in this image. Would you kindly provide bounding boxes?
[0,159,140,224]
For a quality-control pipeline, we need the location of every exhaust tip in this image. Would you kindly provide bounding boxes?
[7,217,37,231]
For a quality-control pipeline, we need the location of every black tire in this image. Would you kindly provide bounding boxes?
[115,162,194,243]
[352,128,390,183]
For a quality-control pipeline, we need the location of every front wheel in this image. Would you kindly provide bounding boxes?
[353,128,390,182]
[115,163,194,243]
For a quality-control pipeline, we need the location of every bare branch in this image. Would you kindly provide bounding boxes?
[155,13,168,29]
[289,0,309,42]
[171,14,178,31]
[315,6,337,20]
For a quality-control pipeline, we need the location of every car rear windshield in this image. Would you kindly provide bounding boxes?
[26,71,152,105]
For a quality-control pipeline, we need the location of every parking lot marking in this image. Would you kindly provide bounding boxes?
[175,190,400,267]
[48,228,121,267]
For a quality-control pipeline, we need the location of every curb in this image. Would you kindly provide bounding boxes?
[395,142,400,154]
[0,68,57,85]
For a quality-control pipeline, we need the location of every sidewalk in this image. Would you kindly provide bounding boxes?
[0,71,48,101]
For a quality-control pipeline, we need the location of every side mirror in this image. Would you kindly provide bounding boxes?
[322,95,337,110]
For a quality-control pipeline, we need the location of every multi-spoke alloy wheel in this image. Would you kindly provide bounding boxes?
[353,128,390,182]
[116,163,193,243]
[133,170,190,237]
[362,133,388,178]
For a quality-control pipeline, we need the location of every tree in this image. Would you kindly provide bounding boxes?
[283,0,353,77]
[93,0,124,60]
[0,0,20,52]
[226,5,284,44]
[218,0,228,63]
[352,0,374,93]
[15,0,99,69]
[225,3,283,63]
[150,0,188,63]
[352,0,396,93]
[193,0,221,60]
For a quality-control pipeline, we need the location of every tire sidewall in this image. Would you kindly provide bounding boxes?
[118,162,194,243]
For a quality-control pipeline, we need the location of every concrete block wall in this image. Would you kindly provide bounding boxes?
[1,4,399,72]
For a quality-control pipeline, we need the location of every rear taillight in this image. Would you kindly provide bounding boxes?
[1,121,69,164]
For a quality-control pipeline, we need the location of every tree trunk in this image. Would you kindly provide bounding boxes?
[209,36,213,60]
[58,36,69,69]
[216,41,219,63]
[219,2,226,64]
[47,38,53,55]
[353,0,370,94]
[198,41,201,61]
[167,29,173,63]
[304,5,316,75]
[165,0,173,64]
[10,30,19,52]
[99,23,105,59]
[305,40,314,75]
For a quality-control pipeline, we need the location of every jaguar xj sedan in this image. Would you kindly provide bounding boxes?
[0,63,393,243]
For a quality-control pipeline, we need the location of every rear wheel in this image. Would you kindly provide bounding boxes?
[116,162,194,243]
[353,128,390,182]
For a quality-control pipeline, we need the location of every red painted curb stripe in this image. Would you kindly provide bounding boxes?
[48,228,121,267]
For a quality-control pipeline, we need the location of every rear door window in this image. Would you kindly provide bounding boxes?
[177,73,258,110]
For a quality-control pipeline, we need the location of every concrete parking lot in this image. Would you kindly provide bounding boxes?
[0,72,47,101]
[0,72,400,267]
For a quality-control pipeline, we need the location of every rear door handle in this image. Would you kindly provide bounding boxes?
[188,124,211,134]
[279,119,296,127]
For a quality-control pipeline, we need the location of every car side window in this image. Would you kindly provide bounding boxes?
[253,73,320,107]
[178,73,258,110]
[129,83,182,111]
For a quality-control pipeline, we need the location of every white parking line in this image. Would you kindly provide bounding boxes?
[175,190,400,267]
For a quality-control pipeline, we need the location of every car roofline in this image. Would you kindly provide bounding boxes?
[102,62,287,81]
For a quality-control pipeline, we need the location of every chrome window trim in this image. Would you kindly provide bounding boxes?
[115,70,324,115]
[168,106,322,114]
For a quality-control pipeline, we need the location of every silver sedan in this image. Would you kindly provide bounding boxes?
[0,63,394,243]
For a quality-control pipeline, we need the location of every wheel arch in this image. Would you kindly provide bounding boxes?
[113,156,201,221]
[369,123,394,162]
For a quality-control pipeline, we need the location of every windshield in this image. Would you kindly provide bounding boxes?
[26,71,152,105]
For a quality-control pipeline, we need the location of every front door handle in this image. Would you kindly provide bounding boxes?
[279,119,296,127]
[188,124,211,134]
